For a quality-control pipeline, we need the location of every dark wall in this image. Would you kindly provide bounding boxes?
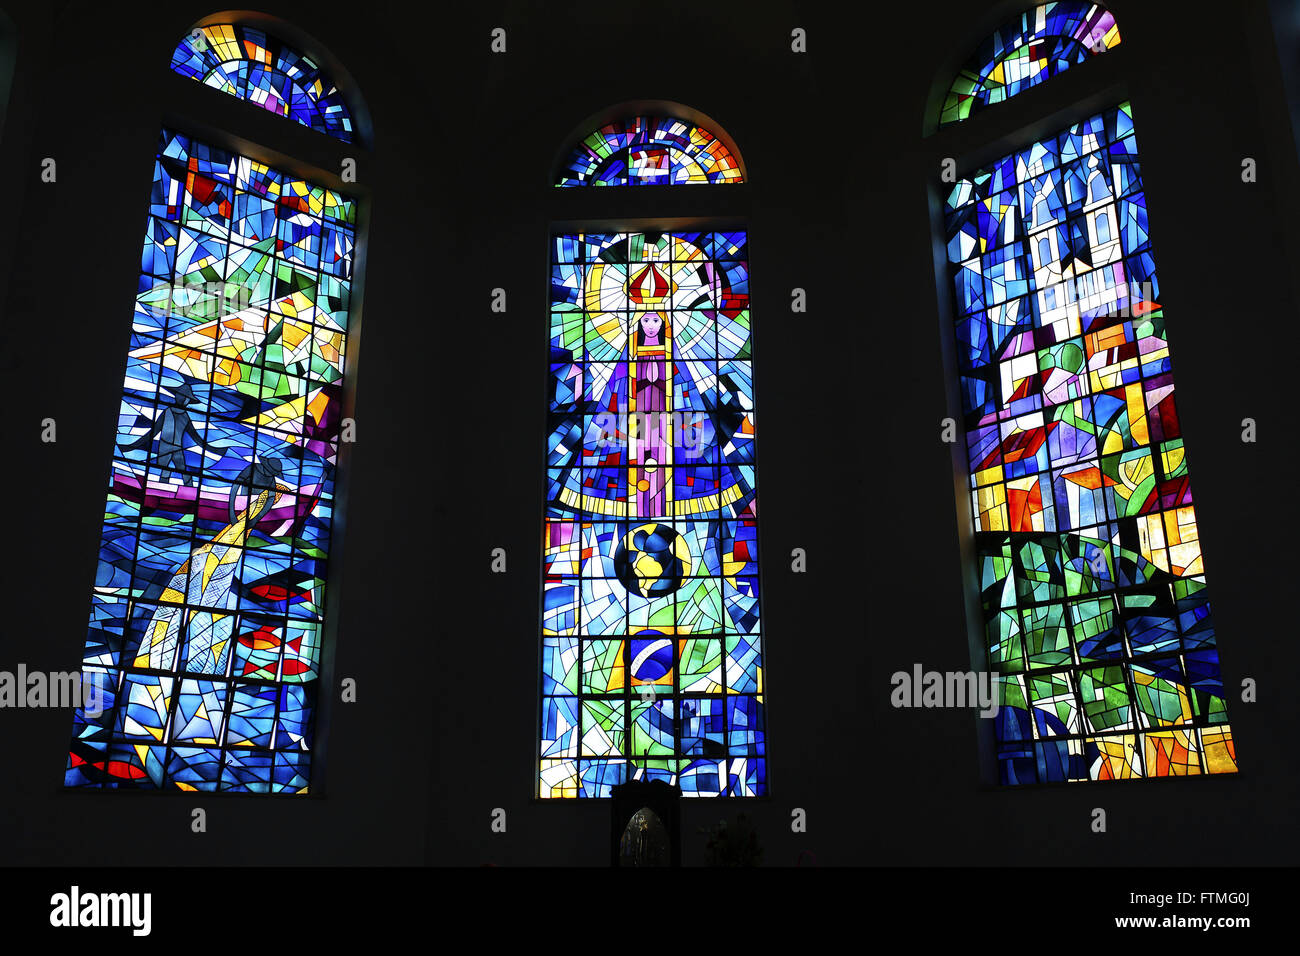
[0,0,1295,866]
[1268,0,1300,160]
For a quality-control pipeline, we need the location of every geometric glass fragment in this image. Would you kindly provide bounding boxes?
[170,24,354,143]
[555,116,742,187]
[941,2,1121,127]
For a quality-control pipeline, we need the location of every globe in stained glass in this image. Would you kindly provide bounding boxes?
[541,229,765,799]
[614,523,691,597]
[630,632,674,682]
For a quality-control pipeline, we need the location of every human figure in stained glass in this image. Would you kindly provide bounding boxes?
[629,290,672,518]
[228,455,285,525]
[118,381,208,485]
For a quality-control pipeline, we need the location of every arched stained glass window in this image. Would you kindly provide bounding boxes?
[170,23,354,143]
[65,23,363,793]
[540,112,764,798]
[556,115,742,186]
[934,5,1236,784]
[941,1,1121,127]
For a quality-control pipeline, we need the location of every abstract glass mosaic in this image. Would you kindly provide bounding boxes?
[944,101,1236,783]
[65,128,356,792]
[941,2,1121,127]
[171,24,354,143]
[540,232,764,797]
[555,116,742,187]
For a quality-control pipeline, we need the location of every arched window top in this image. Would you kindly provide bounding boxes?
[555,114,743,187]
[170,23,354,143]
[941,2,1121,128]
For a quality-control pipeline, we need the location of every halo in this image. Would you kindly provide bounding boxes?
[583,234,717,354]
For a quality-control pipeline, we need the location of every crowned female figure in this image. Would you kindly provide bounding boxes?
[629,309,672,519]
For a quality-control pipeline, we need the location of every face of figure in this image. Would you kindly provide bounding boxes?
[640,313,663,339]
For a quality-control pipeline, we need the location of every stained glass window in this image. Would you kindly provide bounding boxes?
[556,116,742,186]
[943,101,1236,783]
[171,24,354,143]
[65,127,355,792]
[540,231,764,798]
[941,2,1121,127]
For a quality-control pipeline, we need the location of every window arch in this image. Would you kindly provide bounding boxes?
[555,114,743,186]
[540,107,765,799]
[170,23,355,142]
[64,18,367,793]
[940,1,1121,127]
[931,2,1236,784]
